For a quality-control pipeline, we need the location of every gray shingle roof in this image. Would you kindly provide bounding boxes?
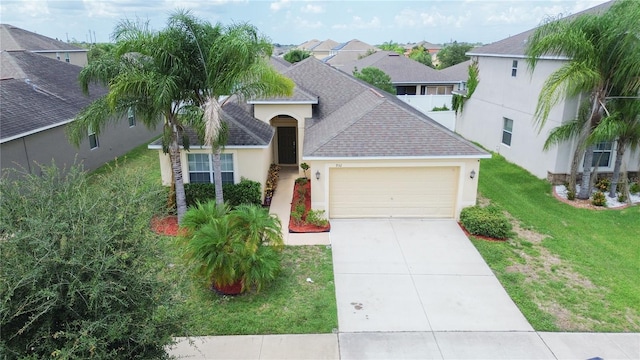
[438,60,471,82]
[149,100,275,148]
[341,51,466,84]
[0,24,86,52]
[0,51,105,142]
[279,57,487,158]
[468,1,614,58]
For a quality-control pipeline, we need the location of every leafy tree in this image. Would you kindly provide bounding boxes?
[378,40,405,55]
[68,19,204,222]
[352,66,395,94]
[87,42,115,64]
[0,164,182,359]
[168,11,294,206]
[437,41,473,68]
[408,46,434,68]
[526,0,640,199]
[284,49,311,63]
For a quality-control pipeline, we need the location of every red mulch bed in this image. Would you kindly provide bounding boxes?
[457,222,506,242]
[288,180,331,233]
[150,215,181,236]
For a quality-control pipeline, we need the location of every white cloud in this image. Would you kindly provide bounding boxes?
[300,3,323,14]
[270,0,290,11]
[395,8,468,29]
[332,15,380,30]
[0,0,50,18]
[294,17,323,29]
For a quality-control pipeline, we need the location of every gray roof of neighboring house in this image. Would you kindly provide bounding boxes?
[405,41,441,51]
[342,51,437,83]
[311,39,339,52]
[270,56,292,72]
[342,51,468,84]
[297,39,321,51]
[438,60,471,81]
[277,57,487,158]
[0,50,104,143]
[0,24,87,52]
[468,1,614,58]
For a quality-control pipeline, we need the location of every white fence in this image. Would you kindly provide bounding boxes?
[397,95,456,131]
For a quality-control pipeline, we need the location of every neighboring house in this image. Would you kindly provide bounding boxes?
[0,50,161,177]
[404,40,442,64]
[454,0,639,182]
[342,51,469,130]
[151,57,489,219]
[322,39,379,69]
[296,38,339,60]
[0,24,88,67]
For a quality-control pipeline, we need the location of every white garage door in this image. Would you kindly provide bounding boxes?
[329,167,459,218]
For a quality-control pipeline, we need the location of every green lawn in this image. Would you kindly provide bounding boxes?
[473,154,640,332]
[91,145,338,336]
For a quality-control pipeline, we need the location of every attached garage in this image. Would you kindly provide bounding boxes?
[329,166,459,218]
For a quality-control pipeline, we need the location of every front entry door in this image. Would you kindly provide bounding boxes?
[277,127,297,164]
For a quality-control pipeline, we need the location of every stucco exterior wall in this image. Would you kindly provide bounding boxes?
[1,118,161,178]
[305,158,482,220]
[157,147,273,195]
[456,56,580,179]
[36,51,88,67]
[253,103,312,167]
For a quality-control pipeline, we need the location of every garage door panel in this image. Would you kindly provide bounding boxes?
[329,167,458,218]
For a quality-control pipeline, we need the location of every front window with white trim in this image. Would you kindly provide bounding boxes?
[590,142,613,168]
[127,107,136,127]
[187,153,234,184]
[502,118,513,146]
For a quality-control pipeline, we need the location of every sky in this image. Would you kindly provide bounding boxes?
[0,0,610,46]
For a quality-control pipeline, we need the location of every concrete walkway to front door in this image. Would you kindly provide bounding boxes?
[268,165,329,246]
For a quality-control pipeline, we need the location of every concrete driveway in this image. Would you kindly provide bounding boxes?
[330,219,533,333]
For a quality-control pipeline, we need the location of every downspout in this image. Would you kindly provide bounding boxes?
[22,137,32,173]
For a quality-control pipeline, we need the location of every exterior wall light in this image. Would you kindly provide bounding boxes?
[316,170,321,180]
[470,170,476,179]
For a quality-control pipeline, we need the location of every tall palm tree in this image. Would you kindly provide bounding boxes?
[590,98,640,197]
[526,0,640,199]
[68,19,202,221]
[169,11,295,205]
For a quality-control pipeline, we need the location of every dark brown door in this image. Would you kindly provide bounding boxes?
[277,127,297,164]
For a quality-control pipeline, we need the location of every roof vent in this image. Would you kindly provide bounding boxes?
[388,53,400,57]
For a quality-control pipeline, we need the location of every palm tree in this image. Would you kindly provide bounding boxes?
[526,0,640,199]
[590,98,640,198]
[68,19,201,221]
[169,12,295,205]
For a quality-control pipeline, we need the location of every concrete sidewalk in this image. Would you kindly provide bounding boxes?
[168,332,639,359]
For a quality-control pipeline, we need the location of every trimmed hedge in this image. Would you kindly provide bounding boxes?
[185,178,261,207]
[460,205,512,239]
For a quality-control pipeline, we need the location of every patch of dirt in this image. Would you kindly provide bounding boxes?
[482,206,609,330]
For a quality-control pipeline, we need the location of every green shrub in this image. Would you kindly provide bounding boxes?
[185,183,216,206]
[595,178,610,192]
[618,193,627,203]
[185,179,261,207]
[431,104,450,111]
[306,209,329,227]
[460,205,513,239]
[223,178,261,207]
[291,203,306,225]
[295,177,308,186]
[630,182,640,194]
[0,164,182,359]
[592,191,607,206]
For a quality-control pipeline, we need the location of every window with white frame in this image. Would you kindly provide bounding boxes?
[127,107,136,127]
[511,60,518,77]
[187,153,234,185]
[56,52,61,60]
[65,53,70,63]
[590,142,613,167]
[502,118,513,146]
[88,126,99,149]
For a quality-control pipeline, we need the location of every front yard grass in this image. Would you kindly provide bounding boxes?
[474,153,640,332]
[91,144,338,336]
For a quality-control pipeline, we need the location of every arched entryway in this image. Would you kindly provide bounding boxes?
[270,115,298,165]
